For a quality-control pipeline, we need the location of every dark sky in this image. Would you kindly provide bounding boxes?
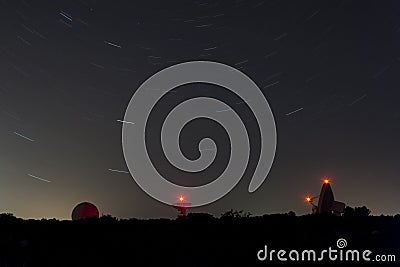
[0,0,399,219]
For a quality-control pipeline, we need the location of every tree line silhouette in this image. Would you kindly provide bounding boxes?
[0,206,398,267]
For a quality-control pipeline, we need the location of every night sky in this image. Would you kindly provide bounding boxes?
[0,0,399,219]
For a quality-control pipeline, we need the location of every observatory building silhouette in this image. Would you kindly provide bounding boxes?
[71,202,100,220]
[306,179,346,215]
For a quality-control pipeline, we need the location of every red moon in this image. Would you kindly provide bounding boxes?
[71,202,99,220]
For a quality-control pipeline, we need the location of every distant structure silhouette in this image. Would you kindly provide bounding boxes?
[306,178,346,215]
[173,195,191,218]
[71,202,99,220]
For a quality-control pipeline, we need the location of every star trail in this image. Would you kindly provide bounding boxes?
[0,0,399,219]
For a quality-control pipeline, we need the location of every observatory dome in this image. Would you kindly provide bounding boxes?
[71,202,99,220]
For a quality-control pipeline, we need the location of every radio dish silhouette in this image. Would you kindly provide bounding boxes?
[305,179,346,215]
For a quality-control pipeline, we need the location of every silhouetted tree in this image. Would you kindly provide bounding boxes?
[354,206,371,217]
[343,206,371,217]
[343,206,355,217]
[220,209,251,218]
[287,211,296,217]
[0,213,17,223]
[99,214,118,223]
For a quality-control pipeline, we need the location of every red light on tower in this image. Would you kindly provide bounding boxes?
[306,196,311,202]
[174,194,191,219]
[324,178,330,184]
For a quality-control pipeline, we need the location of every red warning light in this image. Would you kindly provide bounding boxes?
[174,194,191,218]
[324,179,330,184]
[306,196,311,202]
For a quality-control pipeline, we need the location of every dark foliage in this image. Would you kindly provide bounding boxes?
[343,206,372,217]
[221,209,252,218]
[0,212,398,267]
